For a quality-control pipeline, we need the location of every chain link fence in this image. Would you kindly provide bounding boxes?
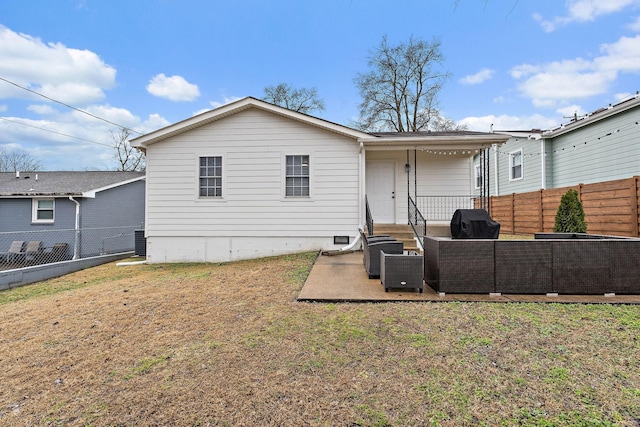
[0,226,140,271]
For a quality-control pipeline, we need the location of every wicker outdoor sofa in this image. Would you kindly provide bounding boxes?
[424,233,640,295]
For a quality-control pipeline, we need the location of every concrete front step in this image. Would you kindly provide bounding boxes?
[369,224,421,253]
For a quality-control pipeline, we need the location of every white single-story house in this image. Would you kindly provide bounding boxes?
[131,97,509,263]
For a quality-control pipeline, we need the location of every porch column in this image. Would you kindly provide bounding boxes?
[406,150,410,224]
[359,141,365,228]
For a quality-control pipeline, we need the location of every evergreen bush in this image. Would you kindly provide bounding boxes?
[553,188,587,233]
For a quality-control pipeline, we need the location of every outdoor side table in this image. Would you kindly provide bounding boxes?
[380,251,424,293]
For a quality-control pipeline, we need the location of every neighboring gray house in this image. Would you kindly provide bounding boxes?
[474,94,640,196]
[131,97,508,263]
[0,171,145,258]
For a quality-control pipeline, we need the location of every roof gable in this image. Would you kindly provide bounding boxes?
[131,97,371,149]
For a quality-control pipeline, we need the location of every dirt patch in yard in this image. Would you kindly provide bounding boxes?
[1,252,639,426]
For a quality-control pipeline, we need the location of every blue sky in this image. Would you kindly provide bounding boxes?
[1,0,640,170]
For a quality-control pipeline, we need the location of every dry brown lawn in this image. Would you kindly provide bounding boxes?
[1,252,639,426]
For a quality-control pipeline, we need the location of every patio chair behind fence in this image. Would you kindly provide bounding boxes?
[0,226,139,271]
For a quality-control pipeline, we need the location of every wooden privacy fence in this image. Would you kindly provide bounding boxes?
[488,176,640,237]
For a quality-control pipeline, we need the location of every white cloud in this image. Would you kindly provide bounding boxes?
[460,113,561,132]
[534,0,640,32]
[140,113,170,133]
[191,97,244,116]
[27,104,57,115]
[459,68,495,85]
[556,105,586,119]
[0,25,116,104]
[628,15,640,31]
[613,91,635,101]
[0,105,170,170]
[146,74,200,102]
[208,96,243,109]
[511,35,640,108]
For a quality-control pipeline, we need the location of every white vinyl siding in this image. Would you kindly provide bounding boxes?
[366,150,473,224]
[32,198,55,223]
[144,108,360,242]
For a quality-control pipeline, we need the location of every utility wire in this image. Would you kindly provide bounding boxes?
[0,116,113,148]
[0,75,143,135]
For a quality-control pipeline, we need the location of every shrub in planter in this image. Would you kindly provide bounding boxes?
[553,188,587,233]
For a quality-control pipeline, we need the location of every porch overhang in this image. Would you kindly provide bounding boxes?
[358,132,511,151]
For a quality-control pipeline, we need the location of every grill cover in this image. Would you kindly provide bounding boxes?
[450,209,500,239]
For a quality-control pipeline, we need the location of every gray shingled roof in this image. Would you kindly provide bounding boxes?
[370,131,496,138]
[0,171,145,197]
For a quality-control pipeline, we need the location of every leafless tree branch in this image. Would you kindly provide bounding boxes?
[263,83,325,114]
[111,128,145,172]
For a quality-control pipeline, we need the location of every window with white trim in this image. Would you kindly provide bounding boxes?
[474,164,483,189]
[32,198,55,223]
[510,149,523,180]
[285,155,309,197]
[199,156,222,197]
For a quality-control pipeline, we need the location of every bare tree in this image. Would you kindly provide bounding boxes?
[0,147,42,172]
[428,110,468,132]
[263,83,325,114]
[111,128,145,171]
[354,35,450,132]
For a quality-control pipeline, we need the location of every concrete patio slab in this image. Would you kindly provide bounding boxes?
[298,251,640,304]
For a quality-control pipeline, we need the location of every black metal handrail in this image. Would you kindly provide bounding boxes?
[408,195,426,242]
[365,195,374,236]
[415,195,477,221]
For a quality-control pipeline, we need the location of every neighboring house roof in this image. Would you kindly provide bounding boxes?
[0,171,145,198]
[490,130,543,140]
[131,96,511,150]
[543,93,640,138]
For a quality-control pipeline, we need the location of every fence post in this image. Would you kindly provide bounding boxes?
[578,183,584,202]
[631,177,639,237]
[538,189,544,233]
[511,193,515,234]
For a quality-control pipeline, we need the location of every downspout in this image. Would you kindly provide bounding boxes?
[359,141,364,230]
[493,143,499,196]
[337,141,365,252]
[413,149,417,209]
[540,138,546,189]
[406,150,410,223]
[69,196,80,259]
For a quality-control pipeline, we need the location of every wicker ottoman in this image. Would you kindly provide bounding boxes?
[380,251,424,293]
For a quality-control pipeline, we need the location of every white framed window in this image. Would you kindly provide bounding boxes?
[509,149,523,181]
[474,164,483,189]
[285,155,309,197]
[32,198,55,223]
[199,156,223,197]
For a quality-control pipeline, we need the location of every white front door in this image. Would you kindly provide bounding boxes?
[366,160,396,223]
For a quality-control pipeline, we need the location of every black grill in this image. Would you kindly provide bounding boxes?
[450,209,500,239]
